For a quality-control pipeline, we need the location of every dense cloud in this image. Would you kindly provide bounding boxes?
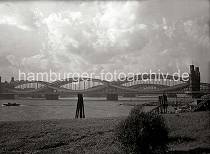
[0,0,209,82]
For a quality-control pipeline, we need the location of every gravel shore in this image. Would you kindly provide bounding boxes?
[0,112,209,153]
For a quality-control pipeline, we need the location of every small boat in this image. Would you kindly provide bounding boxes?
[3,103,20,106]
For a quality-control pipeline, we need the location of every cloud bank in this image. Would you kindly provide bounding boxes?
[0,0,209,82]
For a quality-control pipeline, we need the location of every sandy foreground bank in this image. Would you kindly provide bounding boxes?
[0,112,209,154]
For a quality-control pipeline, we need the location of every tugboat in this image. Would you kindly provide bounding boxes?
[2,102,20,106]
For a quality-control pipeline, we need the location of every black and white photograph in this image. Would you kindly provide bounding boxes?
[0,0,210,153]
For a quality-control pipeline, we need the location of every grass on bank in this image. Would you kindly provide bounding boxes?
[0,111,209,154]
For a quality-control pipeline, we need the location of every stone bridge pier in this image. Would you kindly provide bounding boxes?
[45,94,59,100]
[44,89,59,100]
[105,84,119,101]
[0,94,15,99]
[106,93,118,101]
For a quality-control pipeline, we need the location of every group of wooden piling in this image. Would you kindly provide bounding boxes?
[158,94,168,114]
[151,94,168,114]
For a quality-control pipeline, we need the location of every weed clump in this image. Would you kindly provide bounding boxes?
[115,105,169,154]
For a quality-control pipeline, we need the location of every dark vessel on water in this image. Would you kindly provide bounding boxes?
[2,103,20,106]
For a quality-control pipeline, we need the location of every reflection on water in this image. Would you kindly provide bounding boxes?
[0,97,158,121]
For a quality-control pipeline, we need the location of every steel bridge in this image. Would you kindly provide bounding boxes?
[0,65,209,100]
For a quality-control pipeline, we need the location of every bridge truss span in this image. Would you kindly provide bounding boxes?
[1,65,209,100]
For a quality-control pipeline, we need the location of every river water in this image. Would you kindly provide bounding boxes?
[0,97,158,121]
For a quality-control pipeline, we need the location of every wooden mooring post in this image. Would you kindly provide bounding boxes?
[75,94,85,118]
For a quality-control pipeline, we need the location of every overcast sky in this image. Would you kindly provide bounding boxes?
[0,0,209,82]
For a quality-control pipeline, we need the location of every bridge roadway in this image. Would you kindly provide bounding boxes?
[1,79,210,100]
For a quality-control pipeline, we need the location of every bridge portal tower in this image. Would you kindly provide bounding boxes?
[10,77,14,83]
[208,61,210,84]
[0,76,1,93]
[189,65,201,98]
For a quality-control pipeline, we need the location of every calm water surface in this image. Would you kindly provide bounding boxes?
[0,97,158,121]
